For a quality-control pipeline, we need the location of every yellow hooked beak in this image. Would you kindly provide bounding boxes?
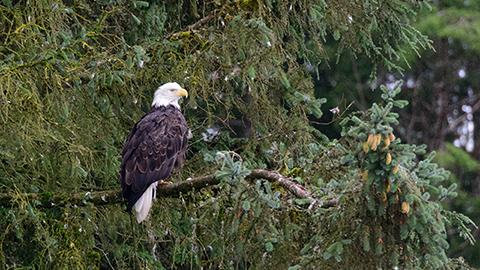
[176,88,188,97]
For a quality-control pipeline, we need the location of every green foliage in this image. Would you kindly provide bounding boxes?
[294,83,476,269]
[417,7,480,54]
[288,0,480,266]
[436,143,480,174]
[435,144,480,266]
[0,0,473,269]
[349,84,475,268]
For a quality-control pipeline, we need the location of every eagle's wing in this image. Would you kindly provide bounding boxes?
[120,107,188,211]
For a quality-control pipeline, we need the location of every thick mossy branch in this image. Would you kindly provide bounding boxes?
[0,169,337,209]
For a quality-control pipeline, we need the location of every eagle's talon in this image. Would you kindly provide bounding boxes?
[158,180,173,186]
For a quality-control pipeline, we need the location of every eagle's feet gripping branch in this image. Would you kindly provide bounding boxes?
[157,180,173,186]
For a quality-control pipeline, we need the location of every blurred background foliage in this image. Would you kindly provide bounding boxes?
[0,0,478,269]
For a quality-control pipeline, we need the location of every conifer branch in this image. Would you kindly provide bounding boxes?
[187,11,218,31]
[165,8,222,39]
[0,170,337,209]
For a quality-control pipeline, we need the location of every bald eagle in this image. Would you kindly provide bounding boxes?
[120,82,189,223]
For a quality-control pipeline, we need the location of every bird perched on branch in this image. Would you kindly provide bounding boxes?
[119,82,189,223]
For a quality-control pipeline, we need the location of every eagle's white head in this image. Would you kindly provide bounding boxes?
[152,82,188,109]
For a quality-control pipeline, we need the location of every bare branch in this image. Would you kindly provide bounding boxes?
[448,98,480,130]
[187,11,218,31]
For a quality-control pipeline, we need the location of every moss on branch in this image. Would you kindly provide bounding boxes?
[0,169,337,209]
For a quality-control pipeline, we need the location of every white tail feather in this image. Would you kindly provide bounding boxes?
[134,182,158,223]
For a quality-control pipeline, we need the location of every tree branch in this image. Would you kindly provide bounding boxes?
[0,170,338,209]
[165,9,221,39]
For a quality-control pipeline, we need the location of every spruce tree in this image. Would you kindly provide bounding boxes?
[0,1,475,268]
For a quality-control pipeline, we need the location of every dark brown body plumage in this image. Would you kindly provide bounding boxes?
[119,105,188,211]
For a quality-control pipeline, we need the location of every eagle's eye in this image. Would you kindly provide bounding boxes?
[169,89,175,92]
